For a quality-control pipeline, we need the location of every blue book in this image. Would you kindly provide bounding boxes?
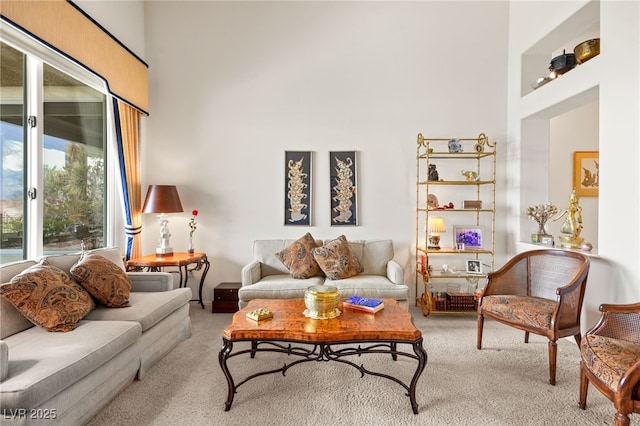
[344,296,383,308]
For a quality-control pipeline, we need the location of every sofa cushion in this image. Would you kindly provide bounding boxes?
[70,254,131,308]
[0,261,94,332]
[42,247,125,276]
[275,232,322,279]
[312,235,363,280]
[253,240,303,276]
[0,319,141,410]
[238,274,325,301]
[331,275,410,300]
[84,288,191,332]
[360,240,394,275]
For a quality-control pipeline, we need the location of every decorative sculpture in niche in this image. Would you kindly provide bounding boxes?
[526,203,558,238]
[553,189,584,248]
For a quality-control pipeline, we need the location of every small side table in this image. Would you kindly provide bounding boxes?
[126,252,210,309]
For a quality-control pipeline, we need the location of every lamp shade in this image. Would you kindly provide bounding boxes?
[427,217,446,233]
[142,185,184,214]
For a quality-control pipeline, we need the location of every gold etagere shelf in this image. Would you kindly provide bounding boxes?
[415,133,497,316]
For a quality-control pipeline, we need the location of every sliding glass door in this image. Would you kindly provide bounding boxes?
[1,41,107,264]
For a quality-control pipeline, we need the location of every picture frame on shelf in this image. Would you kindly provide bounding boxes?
[284,151,312,226]
[453,225,484,250]
[573,151,599,197]
[540,236,554,246]
[456,243,465,251]
[466,259,483,274]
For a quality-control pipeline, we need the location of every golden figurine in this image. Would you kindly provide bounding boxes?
[553,189,584,248]
[461,170,480,181]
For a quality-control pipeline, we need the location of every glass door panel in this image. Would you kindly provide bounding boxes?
[42,64,106,254]
[0,42,25,263]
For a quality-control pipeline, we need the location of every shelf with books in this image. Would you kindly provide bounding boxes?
[414,133,496,316]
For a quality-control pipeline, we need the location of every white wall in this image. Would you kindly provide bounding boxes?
[136,1,509,303]
[74,0,146,59]
[507,0,640,330]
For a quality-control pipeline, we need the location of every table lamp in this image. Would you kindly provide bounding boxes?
[142,185,184,255]
[427,216,446,250]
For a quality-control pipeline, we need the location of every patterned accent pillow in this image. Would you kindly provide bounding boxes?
[275,233,322,279]
[312,235,364,280]
[0,261,94,332]
[70,254,131,308]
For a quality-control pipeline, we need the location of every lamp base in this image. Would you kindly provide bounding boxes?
[156,246,174,255]
[428,234,441,250]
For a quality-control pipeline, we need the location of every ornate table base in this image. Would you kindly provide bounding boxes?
[218,299,427,414]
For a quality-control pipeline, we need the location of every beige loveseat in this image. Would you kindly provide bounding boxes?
[0,248,191,425]
[240,238,408,309]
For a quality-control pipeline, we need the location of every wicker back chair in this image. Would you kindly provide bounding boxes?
[476,249,590,385]
[579,302,640,426]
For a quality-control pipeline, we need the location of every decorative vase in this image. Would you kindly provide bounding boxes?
[188,237,194,254]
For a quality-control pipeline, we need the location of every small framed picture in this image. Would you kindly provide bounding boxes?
[456,243,465,251]
[453,225,484,250]
[466,259,483,274]
[540,236,554,246]
[573,151,598,197]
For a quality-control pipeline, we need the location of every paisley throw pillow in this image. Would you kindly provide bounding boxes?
[0,261,94,332]
[275,233,322,279]
[312,235,363,280]
[70,254,131,308]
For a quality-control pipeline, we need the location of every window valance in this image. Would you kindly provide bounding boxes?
[0,0,148,114]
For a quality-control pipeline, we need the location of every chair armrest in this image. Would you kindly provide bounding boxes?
[554,266,589,329]
[0,340,8,381]
[241,260,262,286]
[127,272,174,292]
[619,357,640,402]
[386,260,404,285]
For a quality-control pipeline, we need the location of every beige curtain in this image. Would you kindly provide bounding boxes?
[115,100,142,260]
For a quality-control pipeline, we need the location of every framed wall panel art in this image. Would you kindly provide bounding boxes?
[284,151,312,226]
[573,151,599,197]
[330,151,358,226]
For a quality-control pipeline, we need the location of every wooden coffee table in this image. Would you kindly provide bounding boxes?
[218,299,427,414]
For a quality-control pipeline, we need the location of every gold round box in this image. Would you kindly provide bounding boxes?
[303,285,340,319]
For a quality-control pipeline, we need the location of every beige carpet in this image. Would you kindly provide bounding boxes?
[88,304,632,426]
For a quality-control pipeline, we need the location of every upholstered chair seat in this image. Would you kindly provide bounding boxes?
[579,302,640,426]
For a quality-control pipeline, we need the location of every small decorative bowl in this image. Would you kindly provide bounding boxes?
[549,50,577,75]
[574,38,600,64]
[303,285,340,319]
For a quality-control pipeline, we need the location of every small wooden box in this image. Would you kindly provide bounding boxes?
[212,282,241,313]
[463,200,482,209]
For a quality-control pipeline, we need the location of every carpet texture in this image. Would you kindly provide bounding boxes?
[87,304,634,425]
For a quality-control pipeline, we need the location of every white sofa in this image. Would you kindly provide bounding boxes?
[240,239,408,309]
[0,248,191,425]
